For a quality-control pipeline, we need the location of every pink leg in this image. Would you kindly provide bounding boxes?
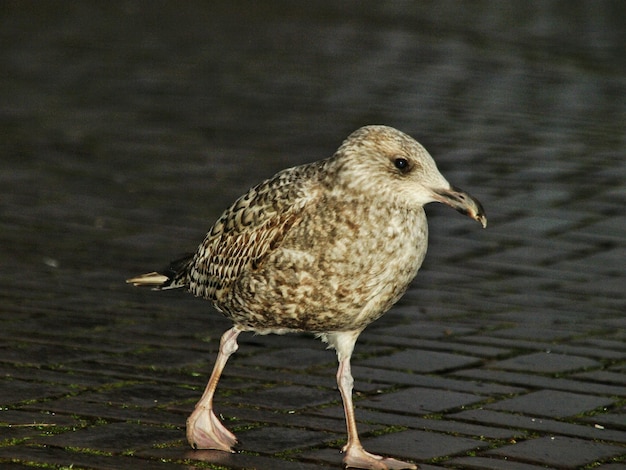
[186,327,240,451]
[334,334,418,469]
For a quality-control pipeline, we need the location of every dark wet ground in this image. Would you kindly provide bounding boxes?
[1,1,625,469]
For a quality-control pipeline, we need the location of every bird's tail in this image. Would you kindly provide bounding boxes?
[126,254,193,290]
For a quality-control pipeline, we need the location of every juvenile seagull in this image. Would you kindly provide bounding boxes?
[128,125,486,470]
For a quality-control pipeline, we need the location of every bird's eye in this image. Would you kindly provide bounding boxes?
[394,158,409,171]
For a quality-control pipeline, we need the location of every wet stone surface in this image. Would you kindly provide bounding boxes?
[1,1,625,469]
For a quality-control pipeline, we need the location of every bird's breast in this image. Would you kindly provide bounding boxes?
[223,202,428,333]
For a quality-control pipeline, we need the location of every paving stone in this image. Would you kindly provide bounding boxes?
[490,351,600,373]
[574,370,626,385]
[361,335,510,358]
[315,402,519,442]
[453,369,626,397]
[75,382,199,408]
[0,406,79,429]
[230,385,338,410]
[238,347,336,369]
[485,436,624,468]
[0,342,110,368]
[27,397,186,427]
[350,365,524,395]
[458,335,569,354]
[0,424,60,444]
[0,364,116,388]
[235,425,338,454]
[489,325,579,341]
[0,463,35,469]
[0,379,68,407]
[373,323,478,339]
[0,444,188,469]
[580,406,626,430]
[1,334,134,355]
[63,363,237,394]
[448,456,553,470]
[549,344,626,361]
[362,429,487,461]
[224,364,338,390]
[359,387,484,415]
[150,446,340,469]
[32,422,181,452]
[114,346,215,369]
[357,408,518,440]
[215,405,374,434]
[360,349,481,372]
[489,309,598,328]
[486,390,615,418]
[450,409,626,443]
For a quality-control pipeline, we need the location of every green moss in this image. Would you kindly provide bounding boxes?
[64,446,113,457]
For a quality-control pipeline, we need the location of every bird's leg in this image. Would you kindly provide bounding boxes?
[186,326,240,451]
[336,348,418,470]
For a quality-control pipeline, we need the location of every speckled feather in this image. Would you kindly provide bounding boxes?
[182,126,437,334]
[129,125,485,335]
[187,162,323,306]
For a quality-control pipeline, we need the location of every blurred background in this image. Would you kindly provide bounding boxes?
[2,0,623,318]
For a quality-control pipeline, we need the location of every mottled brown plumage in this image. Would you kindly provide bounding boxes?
[128,125,486,470]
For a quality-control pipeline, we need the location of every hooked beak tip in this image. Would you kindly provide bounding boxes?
[477,214,487,229]
[433,186,487,228]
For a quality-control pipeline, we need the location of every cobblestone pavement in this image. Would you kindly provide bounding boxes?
[1,2,625,469]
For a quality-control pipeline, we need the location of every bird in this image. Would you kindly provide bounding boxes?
[127,125,486,470]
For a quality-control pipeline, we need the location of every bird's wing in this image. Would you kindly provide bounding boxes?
[188,163,321,302]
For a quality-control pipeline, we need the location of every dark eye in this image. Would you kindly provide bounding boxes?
[394,158,409,171]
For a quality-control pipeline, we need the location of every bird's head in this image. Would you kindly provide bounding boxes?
[332,125,487,228]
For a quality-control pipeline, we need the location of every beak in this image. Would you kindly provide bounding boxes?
[433,186,487,228]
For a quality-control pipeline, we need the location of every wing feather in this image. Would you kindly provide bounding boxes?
[188,163,321,305]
